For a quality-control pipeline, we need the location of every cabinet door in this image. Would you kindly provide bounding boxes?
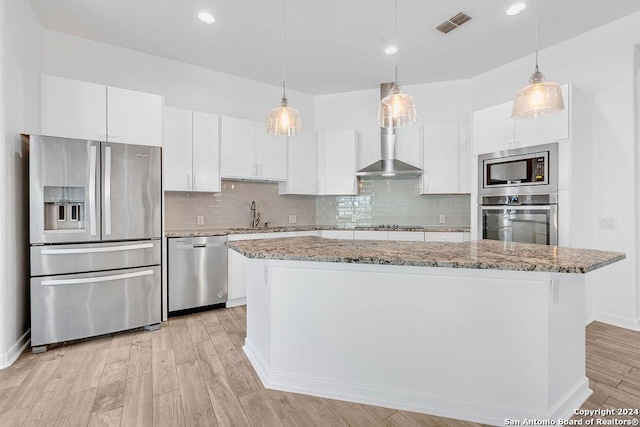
[319,129,357,195]
[458,120,472,193]
[514,84,570,147]
[163,107,193,191]
[395,125,423,168]
[354,230,388,241]
[220,116,256,178]
[280,130,317,194]
[107,86,163,146]
[41,75,106,141]
[192,111,221,192]
[422,122,459,194]
[472,101,515,155]
[255,123,287,180]
[357,128,381,170]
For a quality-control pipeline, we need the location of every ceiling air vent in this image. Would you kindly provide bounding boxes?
[435,11,472,34]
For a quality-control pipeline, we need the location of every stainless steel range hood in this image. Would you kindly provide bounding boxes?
[356,83,422,177]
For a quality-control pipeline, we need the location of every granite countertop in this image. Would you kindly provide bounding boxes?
[227,236,625,274]
[165,225,471,238]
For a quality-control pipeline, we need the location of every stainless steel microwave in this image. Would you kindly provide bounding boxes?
[478,143,558,200]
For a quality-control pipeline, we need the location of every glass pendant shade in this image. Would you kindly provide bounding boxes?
[267,96,302,136]
[377,84,417,128]
[512,68,564,119]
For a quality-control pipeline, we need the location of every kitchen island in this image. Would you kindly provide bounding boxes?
[228,237,625,426]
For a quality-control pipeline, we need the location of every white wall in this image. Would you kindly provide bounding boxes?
[42,31,315,128]
[470,13,640,329]
[0,0,42,369]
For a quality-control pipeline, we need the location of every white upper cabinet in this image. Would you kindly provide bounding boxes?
[317,129,357,195]
[254,124,287,181]
[279,130,317,195]
[422,122,459,194]
[163,107,193,191]
[192,111,221,192]
[421,121,472,194]
[472,84,570,155]
[395,125,423,168]
[220,116,287,181]
[514,84,570,147]
[220,116,255,178]
[472,100,515,155]
[164,107,220,192]
[41,75,106,141]
[41,75,163,146]
[106,86,163,146]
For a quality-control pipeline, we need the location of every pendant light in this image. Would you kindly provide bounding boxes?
[512,0,564,119]
[267,0,302,136]
[377,0,417,128]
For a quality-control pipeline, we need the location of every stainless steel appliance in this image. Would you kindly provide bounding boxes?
[478,143,558,245]
[478,142,558,199]
[29,135,162,352]
[168,236,228,313]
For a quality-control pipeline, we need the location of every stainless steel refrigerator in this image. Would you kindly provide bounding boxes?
[29,135,162,352]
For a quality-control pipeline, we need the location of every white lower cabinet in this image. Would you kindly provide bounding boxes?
[353,230,388,240]
[424,232,471,242]
[388,231,424,241]
[319,230,355,239]
[226,232,298,307]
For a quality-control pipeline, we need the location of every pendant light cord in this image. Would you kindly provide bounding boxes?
[281,0,287,98]
[534,0,539,71]
[394,0,399,84]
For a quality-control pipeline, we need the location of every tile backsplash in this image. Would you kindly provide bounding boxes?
[165,180,316,230]
[165,177,470,230]
[315,176,470,228]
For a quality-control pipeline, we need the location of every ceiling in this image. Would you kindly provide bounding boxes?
[26,0,640,95]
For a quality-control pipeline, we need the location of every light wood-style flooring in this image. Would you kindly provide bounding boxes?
[0,308,639,427]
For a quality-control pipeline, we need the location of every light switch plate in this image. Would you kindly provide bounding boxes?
[197,215,204,226]
[439,214,446,224]
[598,217,617,230]
[288,215,297,224]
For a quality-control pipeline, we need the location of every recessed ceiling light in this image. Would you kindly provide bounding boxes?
[198,12,215,25]
[506,3,527,16]
[384,46,399,56]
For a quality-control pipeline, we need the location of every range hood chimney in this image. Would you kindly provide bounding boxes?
[356,83,422,177]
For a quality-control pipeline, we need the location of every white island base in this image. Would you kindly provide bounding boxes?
[242,259,591,426]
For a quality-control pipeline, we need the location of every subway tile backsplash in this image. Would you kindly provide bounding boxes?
[165,180,316,230]
[316,176,470,227]
[165,177,470,230]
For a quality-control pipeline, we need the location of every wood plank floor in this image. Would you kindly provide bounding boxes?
[1,310,639,427]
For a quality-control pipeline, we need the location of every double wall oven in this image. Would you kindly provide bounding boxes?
[478,143,558,246]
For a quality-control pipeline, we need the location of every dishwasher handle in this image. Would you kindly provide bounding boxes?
[175,242,226,250]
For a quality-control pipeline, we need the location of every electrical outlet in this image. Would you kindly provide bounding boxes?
[288,215,297,224]
[197,215,204,226]
[598,217,617,230]
[351,214,357,222]
[439,214,446,224]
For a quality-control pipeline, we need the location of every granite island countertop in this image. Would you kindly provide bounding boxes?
[227,236,625,273]
[165,225,471,238]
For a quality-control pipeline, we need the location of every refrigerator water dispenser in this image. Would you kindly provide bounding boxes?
[43,186,85,231]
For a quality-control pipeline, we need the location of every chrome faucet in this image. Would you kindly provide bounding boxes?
[250,201,261,228]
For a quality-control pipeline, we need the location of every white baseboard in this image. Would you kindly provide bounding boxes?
[225,297,246,308]
[593,311,640,331]
[243,340,591,426]
[0,329,30,370]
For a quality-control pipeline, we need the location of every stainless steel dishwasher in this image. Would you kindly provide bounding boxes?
[168,236,228,313]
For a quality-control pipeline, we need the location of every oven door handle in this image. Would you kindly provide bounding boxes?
[480,205,552,211]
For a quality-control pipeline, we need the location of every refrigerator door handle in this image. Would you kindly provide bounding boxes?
[89,145,97,236]
[41,243,155,255]
[41,269,154,286]
[104,146,112,235]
